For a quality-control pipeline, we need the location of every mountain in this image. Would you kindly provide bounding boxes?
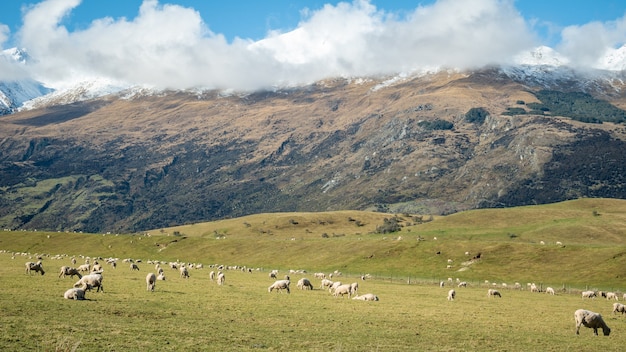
[0,48,53,115]
[2,48,626,233]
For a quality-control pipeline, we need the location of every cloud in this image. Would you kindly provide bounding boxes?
[558,14,626,68]
[6,0,624,92]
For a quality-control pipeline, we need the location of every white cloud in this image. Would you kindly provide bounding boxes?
[4,0,625,92]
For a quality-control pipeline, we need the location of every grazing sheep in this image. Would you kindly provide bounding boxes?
[333,284,353,298]
[353,293,379,301]
[447,289,456,301]
[329,281,343,293]
[269,272,277,279]
[487,289,501,298]
[157,273,166,281]
[530,283,539,293]
[297,278,313,290]
[77,264,90,273]
[457,281,467,288]
[574,309,610,336]
[25,261,45,275]
[606,292,619,301]
[217,272,225,286]
[146,273,156,291]
[63,288,86,300]
[546,287,555,295]
[268,279,290,293]
[58,266,82,279]
[130,263,139,271]
[581,291,596,299]
[350,282,359,295]
[209,270,216,281]
[179,265,189,279]
[612,303,626,315]
[74,273,104,292]
[320,279,334,290]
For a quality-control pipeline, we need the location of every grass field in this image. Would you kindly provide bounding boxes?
[1,198,626,351]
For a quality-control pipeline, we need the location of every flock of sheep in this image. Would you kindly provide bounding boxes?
[13,249,621,336]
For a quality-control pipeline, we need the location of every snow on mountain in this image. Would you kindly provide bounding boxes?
[2,45,626,114]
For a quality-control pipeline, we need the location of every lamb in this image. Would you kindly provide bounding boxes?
[146,273,156,291]
[333,284,353,298]
[581,291,596,299]
[546,287,555,295]
[487,289,501,298]
[217,272,225,286]
[74,272,104,292]
[612,302,626,315]
[297,278,313,290]
[574,309,610,336]
[353,293,379,301]
[63,287,86,300]
[58,266,82,279]
[447,289,456,301]
[268,279,290,293]
[25,261,45,275]
[606,292,619,301]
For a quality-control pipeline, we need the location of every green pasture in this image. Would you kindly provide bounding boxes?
[2,198,626,350]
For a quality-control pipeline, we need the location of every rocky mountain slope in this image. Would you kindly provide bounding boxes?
[2,68,626,233]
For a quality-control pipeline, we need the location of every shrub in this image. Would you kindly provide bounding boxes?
[419,119,453,130]
[465,107,489,124]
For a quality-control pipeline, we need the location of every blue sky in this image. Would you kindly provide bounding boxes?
[1,0,626,90]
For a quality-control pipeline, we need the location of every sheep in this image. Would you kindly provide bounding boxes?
[457,281,467,288]
[320,279,334,290]
[217,272,225,286]
[25,261,45,275]
[574,309,610,336]
[350,282,359,295]
[487,289,501,298]
[530,283,539,293]
[606,292,619,301]
[209,270,216,281]
[297,278,313,290]
[179,265,189,279]
[58,266,82,279]
[77,263,90,273]
[447,289,456,301]
[546,287,555,295]
[268,279,290,293]
[157,273,166,281]
[130,263,139,271]
[63,287,86,300]
[581,291,596,299]
[269,272,277,279]
[74,273,104,292]
[333,284,353,298]
[146,273,156,291]
[329,281,343,293]
[353,293,379,301]
[612,303,626,315]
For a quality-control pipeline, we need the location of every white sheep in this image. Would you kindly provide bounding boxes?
[297,278,313,290]
[217,272,225,286]
[530,283,539,292]
[612,303,626,315]
[179,265,189,279]
[209,270,215,281]
[74,273,104,292]
[25,261,45,275]
[447,289,456,301]
[546,287,555,295]
[581,291,596,299]
[457,281,467,288]
[58,266,82,279]
[333,284,353,298]
[487,289,501,298]
[268,279,290,293]
[269,272,277,279]
[574,309,610,336]
[329,281,343,293]
[63,287,86,300]
[606,292,619,301]
[320,279,334,290]
[157,273,166,281]
[350,282,359,295]
[352,293,379,301]
[77,263,90,273]
[146,273,156,291]
[130,263,139,271]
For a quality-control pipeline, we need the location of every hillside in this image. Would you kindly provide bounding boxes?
[2,68,626,232]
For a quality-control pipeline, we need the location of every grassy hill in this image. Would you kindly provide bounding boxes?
[2,198,626,289]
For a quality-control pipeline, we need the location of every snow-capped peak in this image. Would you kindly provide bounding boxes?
[596,44,626,71]
[513,46,569,67]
